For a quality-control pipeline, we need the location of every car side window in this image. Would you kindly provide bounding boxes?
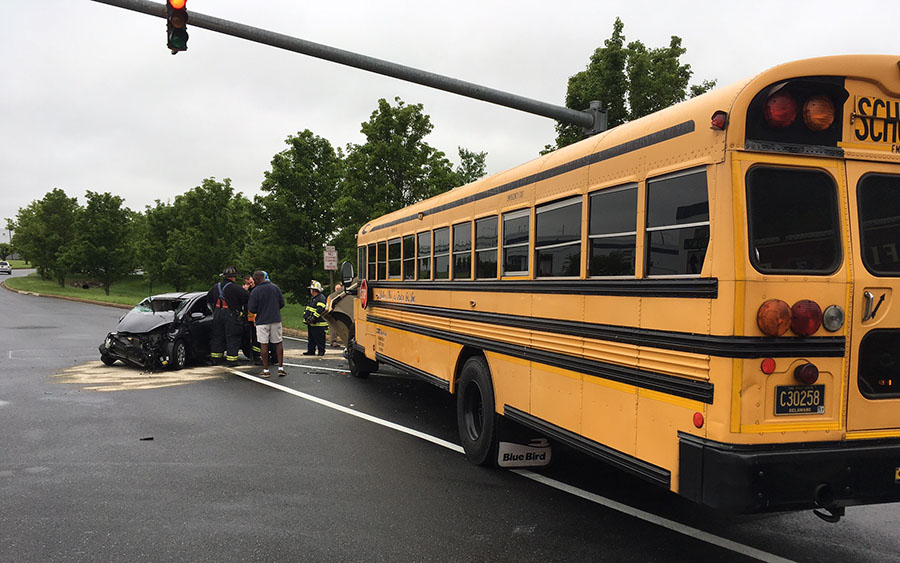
[190,299,211,317]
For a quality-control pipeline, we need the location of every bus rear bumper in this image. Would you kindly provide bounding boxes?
[678,433,900,513]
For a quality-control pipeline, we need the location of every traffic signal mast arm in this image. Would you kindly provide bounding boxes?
[90,0,604,134]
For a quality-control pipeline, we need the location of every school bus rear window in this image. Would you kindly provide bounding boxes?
[746,166,840,275]
[858,174,900,276]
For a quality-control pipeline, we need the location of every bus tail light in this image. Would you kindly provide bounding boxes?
[791,300,823,336]
[710,110,728,130]
[802,95,835,131]
[794,362,820,385]
[757,299,792,336]
[764,92,798,127]
[761,358,776,375]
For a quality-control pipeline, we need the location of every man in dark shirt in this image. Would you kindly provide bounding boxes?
[206,266,250,366]
[248,270,286,377]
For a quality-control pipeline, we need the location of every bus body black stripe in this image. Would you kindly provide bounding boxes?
[375,353,450,391]
[369,278,717,299]
[505,405,671,488]
[367,315,714,404]
[364,121,695,234]
[369,300,845,358]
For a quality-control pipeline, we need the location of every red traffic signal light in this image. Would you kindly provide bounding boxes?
[166,0,189,54]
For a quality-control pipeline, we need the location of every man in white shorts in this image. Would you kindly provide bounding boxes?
[248,270,286,377]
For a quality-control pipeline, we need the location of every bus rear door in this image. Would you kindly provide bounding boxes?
[845,160,900,434]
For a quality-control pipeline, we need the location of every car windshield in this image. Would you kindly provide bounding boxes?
[132,297,186,314]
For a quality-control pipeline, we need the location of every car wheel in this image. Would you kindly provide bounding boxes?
[100,354,116,366]
[171,340,187,370]
[456,356,499,466]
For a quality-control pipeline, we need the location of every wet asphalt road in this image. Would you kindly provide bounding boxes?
[2,270,900,563]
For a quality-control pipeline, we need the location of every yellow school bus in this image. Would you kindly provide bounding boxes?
[335,55,900,519]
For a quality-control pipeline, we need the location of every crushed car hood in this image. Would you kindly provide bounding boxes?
[115,311,176,334]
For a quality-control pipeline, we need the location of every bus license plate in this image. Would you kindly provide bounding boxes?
[775,384,825,415]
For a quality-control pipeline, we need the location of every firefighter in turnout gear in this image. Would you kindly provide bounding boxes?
[303,280,328,356]
[206,266,250,366]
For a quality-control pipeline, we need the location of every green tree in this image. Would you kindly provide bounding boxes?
[453,147,488,186]
[552,17,716,149]
[69,191,136,295]
[12,189,80,286]
[334,97,481,262]
[138,200,175,292]
[0,243,9,260]
[246,130,343,302]
[141,178,251,292]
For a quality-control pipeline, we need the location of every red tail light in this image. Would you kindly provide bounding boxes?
[794,362,819,385]
[764,92,798,128]
[791,300,823,336]
[758,299,792,336]
[710,110,728,130]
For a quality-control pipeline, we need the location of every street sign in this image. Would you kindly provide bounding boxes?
[324,246,338,271]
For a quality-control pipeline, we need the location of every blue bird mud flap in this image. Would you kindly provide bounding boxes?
[496,417,552,468]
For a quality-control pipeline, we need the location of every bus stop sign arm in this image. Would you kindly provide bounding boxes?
[91,0,606,135]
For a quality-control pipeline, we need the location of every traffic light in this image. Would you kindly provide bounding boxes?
[166,0,188,54]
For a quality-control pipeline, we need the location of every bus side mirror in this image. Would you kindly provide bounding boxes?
[340,261,355,290]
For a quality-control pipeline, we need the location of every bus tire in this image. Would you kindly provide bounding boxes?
[347,339,376,379]
[456,356,499,466]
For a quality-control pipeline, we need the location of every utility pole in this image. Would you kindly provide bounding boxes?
[90,0,607,136]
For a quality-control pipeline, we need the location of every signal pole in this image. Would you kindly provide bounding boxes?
[90,0,606,136]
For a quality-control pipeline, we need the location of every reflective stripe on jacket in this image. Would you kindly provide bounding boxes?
[305,293,328,327]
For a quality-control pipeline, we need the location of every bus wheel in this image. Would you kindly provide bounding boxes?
[456,356,498,466]
[347,339,375,379]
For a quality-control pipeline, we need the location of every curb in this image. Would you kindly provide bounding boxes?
[1,277,310,336]
[1,278,132,309]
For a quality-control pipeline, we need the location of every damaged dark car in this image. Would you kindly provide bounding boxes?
[99,292,213,370]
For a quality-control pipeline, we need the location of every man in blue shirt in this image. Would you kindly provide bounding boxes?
[248,270,286,377]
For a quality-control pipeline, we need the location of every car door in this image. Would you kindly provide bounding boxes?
[185,297,214,358]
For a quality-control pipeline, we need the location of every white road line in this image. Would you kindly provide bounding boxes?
[226,366,792,563]
[512,470,793,563]
[282,361,348,373]
[283,335,307,342]
[226,367,463,453]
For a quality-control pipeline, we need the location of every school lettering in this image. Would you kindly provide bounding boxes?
[854,96,900,146]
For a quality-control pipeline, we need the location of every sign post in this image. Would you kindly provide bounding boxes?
[324,246,338,292]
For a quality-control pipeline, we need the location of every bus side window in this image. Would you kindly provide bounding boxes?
[535,196,582,277]
[589,184,637,277]
[475,216,498,279]
[453,222,472,279]
[434,227,450,279]
[402,235,415,280]
[502,209,530,276]
[358,246,367,280]
[377,241,387,280]
[388,238,402,279]
[367,243,376,281]
[417,231,432,280]
[646,169,710,276]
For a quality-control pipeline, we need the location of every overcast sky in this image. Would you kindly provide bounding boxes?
[1,0,897,243]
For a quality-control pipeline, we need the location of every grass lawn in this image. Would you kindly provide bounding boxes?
[5,259,29,269]
[3,273,308,331]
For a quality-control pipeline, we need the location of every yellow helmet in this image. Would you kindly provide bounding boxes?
[308,280,323,292]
